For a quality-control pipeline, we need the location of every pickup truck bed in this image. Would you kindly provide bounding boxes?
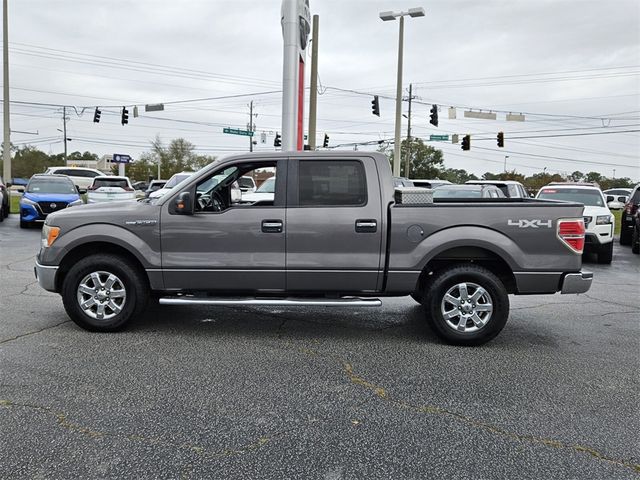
[35,151,591,345]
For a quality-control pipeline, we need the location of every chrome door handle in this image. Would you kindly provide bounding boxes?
[355,219,377,233]
[262,220,283,233]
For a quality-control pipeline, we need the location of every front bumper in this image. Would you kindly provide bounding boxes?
[560,271,593,294]
[34,261,58,292]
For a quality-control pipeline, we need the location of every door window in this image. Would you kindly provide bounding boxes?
[298,160,366,206]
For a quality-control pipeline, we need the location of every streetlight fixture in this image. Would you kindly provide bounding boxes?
[379,7,425,177]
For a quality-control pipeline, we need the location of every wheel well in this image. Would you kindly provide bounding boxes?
[56,242,148,292]
[417,246,517,295]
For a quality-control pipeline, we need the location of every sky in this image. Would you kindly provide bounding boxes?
[3,0,640,180]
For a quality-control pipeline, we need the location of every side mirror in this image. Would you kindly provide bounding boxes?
[173,191,193,214]
[606,195,614,203]
[78,188,87,195]
[231,187,242,203]
[17,187,25,193]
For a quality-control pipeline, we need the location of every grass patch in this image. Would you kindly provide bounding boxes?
[612,209,622,236]
[10,195,20,214]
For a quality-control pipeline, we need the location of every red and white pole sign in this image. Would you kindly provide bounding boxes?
[281,0,311,151]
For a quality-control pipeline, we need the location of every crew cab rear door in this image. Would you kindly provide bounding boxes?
[285,156,383,292]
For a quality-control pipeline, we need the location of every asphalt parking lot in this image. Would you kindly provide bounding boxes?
[0,215,638,480]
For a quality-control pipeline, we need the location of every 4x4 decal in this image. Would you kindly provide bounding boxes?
[507,219,552,228]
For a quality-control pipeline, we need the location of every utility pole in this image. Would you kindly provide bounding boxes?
[308,14,319,150]
[62,106,68,159]
[404,83,413,177]
[2,0,11,183]
[248,100,254,152]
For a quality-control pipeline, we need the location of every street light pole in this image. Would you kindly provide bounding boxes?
[379,7,425,177]
[393,15,404,177]
[504,155,509,172]
[2,0,10,184]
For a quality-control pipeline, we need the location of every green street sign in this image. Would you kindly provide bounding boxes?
[429,135,449,141]
[223,127,254,137]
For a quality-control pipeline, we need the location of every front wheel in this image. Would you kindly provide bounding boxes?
[62,254,149,332]
[424,264,509,346]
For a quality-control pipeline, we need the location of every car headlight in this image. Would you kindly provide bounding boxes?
[596,215,614,225]
[21,197,37,206]
[68,199,84,206]
[41,224,61,248]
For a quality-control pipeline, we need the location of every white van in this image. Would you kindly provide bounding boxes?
[44,167,105,191]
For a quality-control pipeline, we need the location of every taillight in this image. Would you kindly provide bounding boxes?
[557,218,585,254]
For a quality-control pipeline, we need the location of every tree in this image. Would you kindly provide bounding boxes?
[584,172,603,184]
[440,168,478,184]
[570,170,584,182]
[379,138,444,178]
[11,146,65,178]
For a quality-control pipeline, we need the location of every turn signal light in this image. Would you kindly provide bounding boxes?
[557,219,585,254]
[42,225,61,248]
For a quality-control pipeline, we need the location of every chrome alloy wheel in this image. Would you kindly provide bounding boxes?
[441,282,493,333]
[76,271,127,321]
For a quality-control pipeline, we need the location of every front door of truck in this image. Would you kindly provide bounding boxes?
[160,159,287,292]
[285,156,383,293]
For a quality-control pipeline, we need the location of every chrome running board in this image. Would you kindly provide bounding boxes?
[159,296,382,307]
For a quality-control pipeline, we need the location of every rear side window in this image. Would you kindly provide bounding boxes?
[631,187,640,203]
[298,160,367,206]
[92,178,129,188]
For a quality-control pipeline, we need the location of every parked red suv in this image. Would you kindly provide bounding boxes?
[620,184,640,245]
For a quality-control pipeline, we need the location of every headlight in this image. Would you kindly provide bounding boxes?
[21,196,37,206]
[41,225,61,248]
[68,199,84,206]
[596,215,613,225]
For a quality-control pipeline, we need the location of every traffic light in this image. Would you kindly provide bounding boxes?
[323,133,329,148]
[497,131,504,148]
[371,95,380,116]
[274,132,281,147]
[429,104,438,127]
[461,134,471,151]
[93,107,101,123]
[121,107,129,125]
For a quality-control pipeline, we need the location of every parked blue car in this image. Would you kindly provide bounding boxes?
[20,174,83,228]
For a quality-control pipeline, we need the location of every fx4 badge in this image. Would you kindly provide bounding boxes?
[508,219,552,228]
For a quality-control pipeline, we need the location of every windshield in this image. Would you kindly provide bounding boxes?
[27,177,76,194]
[538,188,604,207]
[164,173,192,189]
[256,177,276,193]
[433,187,482,198]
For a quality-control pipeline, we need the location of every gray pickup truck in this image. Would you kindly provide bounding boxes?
[35,151,592,345]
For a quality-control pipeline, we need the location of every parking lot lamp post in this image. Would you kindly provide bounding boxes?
[379,7,425,177]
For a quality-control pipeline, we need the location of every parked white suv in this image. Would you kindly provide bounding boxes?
[44,167,105,191]
[148,171,194,199]
[87,176,136,203]
[537,183,614,264]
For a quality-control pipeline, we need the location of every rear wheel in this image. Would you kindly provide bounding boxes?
[632,226,639,254]
[424,264,509,346]
[597,242,613,264]
[62,254,149,332]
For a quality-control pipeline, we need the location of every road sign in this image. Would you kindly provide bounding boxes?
[223,127,254,137]
[112,154,132,164]
[429,135,449,141]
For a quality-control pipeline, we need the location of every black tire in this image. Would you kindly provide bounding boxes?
[620,227,632,246]
[632,227,640,254]
[410,292,423,304]
[597,242,614,264]
[61,254,149,332]
[424,264,509,346]
[19,220,28,229]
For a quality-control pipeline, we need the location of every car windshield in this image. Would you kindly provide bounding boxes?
[256,177,276,193]
[27,177,76,194]
[164,173,192,189]
[538,188,604,207]
[433,186,482,198]
[92,178,129,189]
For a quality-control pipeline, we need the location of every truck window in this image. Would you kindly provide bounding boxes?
[298,160,366,206]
